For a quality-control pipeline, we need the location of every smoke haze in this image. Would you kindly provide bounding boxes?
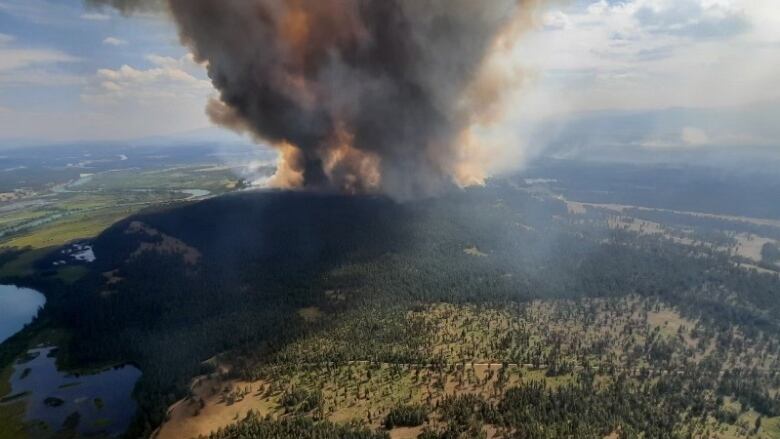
[86,0,541,199]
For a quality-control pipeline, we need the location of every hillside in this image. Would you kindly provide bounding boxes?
[4,180,780,438]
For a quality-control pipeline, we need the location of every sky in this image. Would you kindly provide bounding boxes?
[524,0,780,114]
[0,0,778,155]
[0,0,213,142]
[514,0,780,159]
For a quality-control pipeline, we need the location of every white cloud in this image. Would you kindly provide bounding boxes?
[542,10,572,30]
[0,34,83,88]
[0,54,216,142]
[516,0,780,115]
[103,37,127,46]
[81,12,111,21]
[681,127,709,146]
[0,34,78,73]
[82,54,213,106]
[632,0,749,38]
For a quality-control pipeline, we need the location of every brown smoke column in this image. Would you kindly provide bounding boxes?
[88,0,542,199]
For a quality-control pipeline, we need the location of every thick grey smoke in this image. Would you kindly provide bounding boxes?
[88,0,539,199]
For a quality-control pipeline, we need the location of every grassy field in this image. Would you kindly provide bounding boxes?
[0,364,27,439]
[75,166,239,193]
[0,399,27,439]
[54,266,89,284]
[711,402,780,439]
[2,209,134,250]
[0,247,55,278]
[0,210,49,229]
[0,365,12,397]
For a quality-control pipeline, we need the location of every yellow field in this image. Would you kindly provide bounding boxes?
[1,209,132,250]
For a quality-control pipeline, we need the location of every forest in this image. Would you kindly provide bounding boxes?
[2,180,780,438]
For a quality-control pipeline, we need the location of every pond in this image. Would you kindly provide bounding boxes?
[1,347,142,437]
[0,284,46,344]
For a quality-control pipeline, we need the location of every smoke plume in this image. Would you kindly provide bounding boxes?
[87,0,541,199]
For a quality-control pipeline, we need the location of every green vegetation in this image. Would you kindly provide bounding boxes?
[0,400,27,439]
[0,365,12,397]
[2,209,134,250]
[0,162,243,252]
[203,415,389,439]
[54,266,88,284]
[207,295,777,438]
[0,247,54,278]
[5,165,780,438]
[280,388,324,415]
[0,145,262,438]
[12,184,772,438]
[763,242,780,265]
[383,405,428,429]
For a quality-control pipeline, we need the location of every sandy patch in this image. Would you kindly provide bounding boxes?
[155,377,275,439]
[298,307,323,323]
[102,270,123,285]
[389,426,425,439]
[126,221,201,265]
[733,234,777,263]
[647,309,698,348]
[325,289,347,302]
[464,246,488,257]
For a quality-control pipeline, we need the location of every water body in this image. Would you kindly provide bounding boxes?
[0,285,46,344]
[181,189,211,199]
[3,347,141,437]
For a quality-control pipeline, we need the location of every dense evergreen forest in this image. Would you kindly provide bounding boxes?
[3,179,780,438]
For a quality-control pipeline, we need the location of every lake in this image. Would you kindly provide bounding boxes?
[0,284,46,343]
[2,347,142,437]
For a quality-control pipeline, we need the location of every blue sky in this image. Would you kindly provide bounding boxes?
[0,0,212,141]
[0,0,779,154]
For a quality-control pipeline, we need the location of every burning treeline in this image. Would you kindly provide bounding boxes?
[89,0,542,199]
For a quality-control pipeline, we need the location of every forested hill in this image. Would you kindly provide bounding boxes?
[51,191,420,434]
[24,183,780,437]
